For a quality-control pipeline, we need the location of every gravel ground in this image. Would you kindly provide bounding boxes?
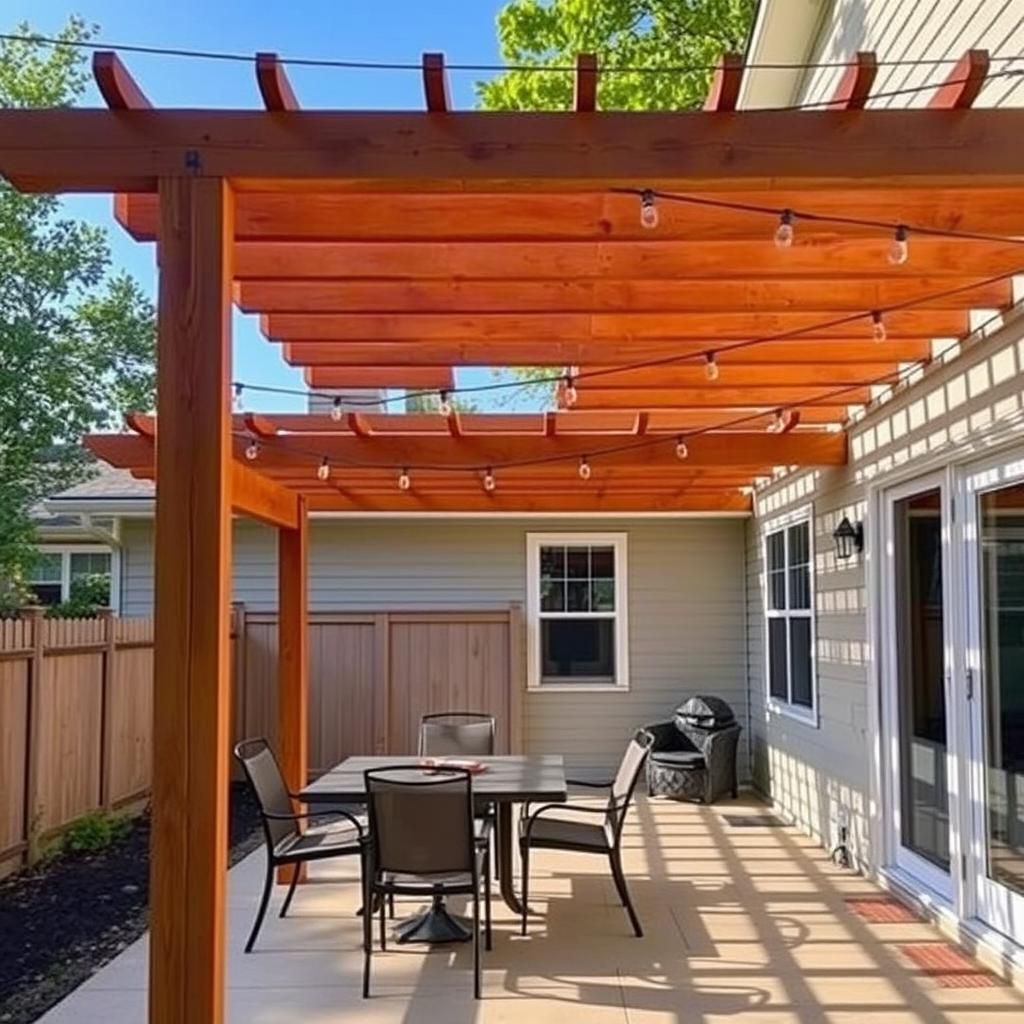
[0,783,262,1024]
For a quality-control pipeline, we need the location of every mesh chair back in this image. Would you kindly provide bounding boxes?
[365,767,476,877]
[234,738,297,850]
[606,730,654,838]
[419,712,496,757]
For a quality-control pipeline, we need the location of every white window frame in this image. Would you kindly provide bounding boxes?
[526,532,629,692]
[763,507,818,726]
[28,545,121,612]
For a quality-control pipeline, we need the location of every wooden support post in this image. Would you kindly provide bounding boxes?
[149,177,234,1024]
[277,498,309,884]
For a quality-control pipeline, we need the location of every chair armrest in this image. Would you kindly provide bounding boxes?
[265,807,365,837]
[566,778,613,788]
[521,799,624,840]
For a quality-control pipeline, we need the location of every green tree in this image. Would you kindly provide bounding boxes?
[0,19,155,593]
[477,0,756,112]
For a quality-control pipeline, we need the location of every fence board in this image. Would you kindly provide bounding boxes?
[0,659,28,859]
[106,647,154,805]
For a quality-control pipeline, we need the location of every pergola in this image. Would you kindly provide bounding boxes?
[3,43,1024,1024]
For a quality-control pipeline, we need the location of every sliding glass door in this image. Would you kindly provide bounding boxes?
[964,460,1024,944]
[883,475,953,897]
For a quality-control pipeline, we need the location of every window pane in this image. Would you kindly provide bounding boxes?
[789,618,813,707]
[540,577,565,612]
[540,546,565,579]
[28,583,62,606]
[768,619,788,699]
[566,580,590,612]
[566,547,590,579]
[590,546,615,579]
[788,522,809,567]
[591,579,615,612]
[768,570,786,611]
[70,551,111,578]
[767,530,785,573]
[789,565,810,610]
[28,553,62,583]
[541,618,615,683]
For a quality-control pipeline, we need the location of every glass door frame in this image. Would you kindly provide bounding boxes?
[878,470,958,901]
[960,450,1024,942]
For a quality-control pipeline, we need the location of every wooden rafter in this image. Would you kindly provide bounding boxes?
[92,51,152,109]
[827,51,878,110]
[304,366,454,389]
[574,53,598,112]
[422,53,451,112]
[256,52,300,111]
[704,53,744,112]
[929,49,990,109]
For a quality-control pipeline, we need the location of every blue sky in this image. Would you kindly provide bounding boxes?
[7,2,515,411]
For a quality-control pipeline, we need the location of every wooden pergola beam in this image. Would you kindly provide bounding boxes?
[422,53,451,111]
[573,386,869,410]
[704,53,744,112]
[573,364,901,388]
[929,49,990,109]
[231,462,300,529]
[256,52,300,111]
[304,366,455,389]
[236,276,1012,314]
[114,186,1024,242]
[281,337,935,367]
[92,51,152,110]
[574,54,598,112]
[827,51,878,110]
[6,107,1024,193]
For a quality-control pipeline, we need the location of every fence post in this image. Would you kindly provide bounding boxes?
[508,602,524,754]
[372,613,390,754]
[98,608,116,810]
[21,606,45,865]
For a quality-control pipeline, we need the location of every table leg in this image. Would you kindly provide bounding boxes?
[497,802,526,915]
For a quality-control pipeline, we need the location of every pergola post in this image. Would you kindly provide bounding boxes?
[150,177,234,1024]
[278,496,309,883]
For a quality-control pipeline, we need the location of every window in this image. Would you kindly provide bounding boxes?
[764,515,816,720]
[526,533,628,690]
[24,547,117,609]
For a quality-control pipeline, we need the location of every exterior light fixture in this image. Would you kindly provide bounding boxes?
[832,515,864,560]
[888,225,909,265]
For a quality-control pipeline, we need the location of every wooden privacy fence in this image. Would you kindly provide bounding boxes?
[0,609,153,876]
[0,603,524,875]
[233,605,524,774]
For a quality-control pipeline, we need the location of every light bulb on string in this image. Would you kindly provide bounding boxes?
[483,467,497,492]
[704,352,720,381]
[675,437,689,460]
[438,391,453,418]
[563,372,578,407]
[245,439,260,461]
[316,457,331,482]
[774,209,795,249]
[330,396,344,422]
[871,310,887,342]
[767,409,787,434]
[233,383,244,411]
[578,456,592,481]
[888,225,909,265]
[398,468,411,491]
[640,189,659,229]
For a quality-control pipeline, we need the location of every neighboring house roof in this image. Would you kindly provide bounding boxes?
[44,465,155,518]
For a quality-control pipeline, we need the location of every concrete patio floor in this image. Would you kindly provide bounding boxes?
[38,793,1024,1023]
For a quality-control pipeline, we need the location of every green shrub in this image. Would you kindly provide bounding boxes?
[47,573,111,619]
[63,810,131,854]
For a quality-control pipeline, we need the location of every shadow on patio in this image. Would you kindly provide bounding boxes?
[39,794,1024,1023]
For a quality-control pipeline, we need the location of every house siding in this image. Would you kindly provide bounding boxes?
[120,517,749,778]
[747,312,1024,866]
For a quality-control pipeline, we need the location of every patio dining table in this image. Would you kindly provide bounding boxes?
[300,753,567,940]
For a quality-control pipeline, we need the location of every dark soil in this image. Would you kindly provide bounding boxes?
[0,782,262,1024]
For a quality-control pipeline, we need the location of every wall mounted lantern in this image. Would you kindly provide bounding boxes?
[832,516,864,560]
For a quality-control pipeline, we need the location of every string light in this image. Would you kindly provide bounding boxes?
[244,439,260,460]
[871,310,887,342]
[704,352,720,381]
[563,371,578,407]
[578,456,592,480]
[438,391,453,417]
[316,456,331,481]
[774,209,795,248]
[766,409,787,434]
[233,382,244,410]
[330,396,344,422]
[888,225,909,265]
[398,468,411,491]
[483,467,497,491]
[675,437,689,460]
[640,189,659,229]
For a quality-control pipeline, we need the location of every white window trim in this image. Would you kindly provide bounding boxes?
[525,532,629,692]
[762,507,818,726]
[29,544,121,613]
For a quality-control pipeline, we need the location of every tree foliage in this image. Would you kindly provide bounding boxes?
[0,19,155,588]
[477,0,756,112]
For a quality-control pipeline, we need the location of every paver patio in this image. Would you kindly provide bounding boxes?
[36,794,1024,1023]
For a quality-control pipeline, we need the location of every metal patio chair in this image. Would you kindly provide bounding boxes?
[361,766,492,999]
[519,729,653,938]
[418,711,497,758]
[234,738,364,953]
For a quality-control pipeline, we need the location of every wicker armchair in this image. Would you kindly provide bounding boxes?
[645,696,741,804]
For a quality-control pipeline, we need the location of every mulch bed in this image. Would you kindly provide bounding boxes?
[0,782,263,1024]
